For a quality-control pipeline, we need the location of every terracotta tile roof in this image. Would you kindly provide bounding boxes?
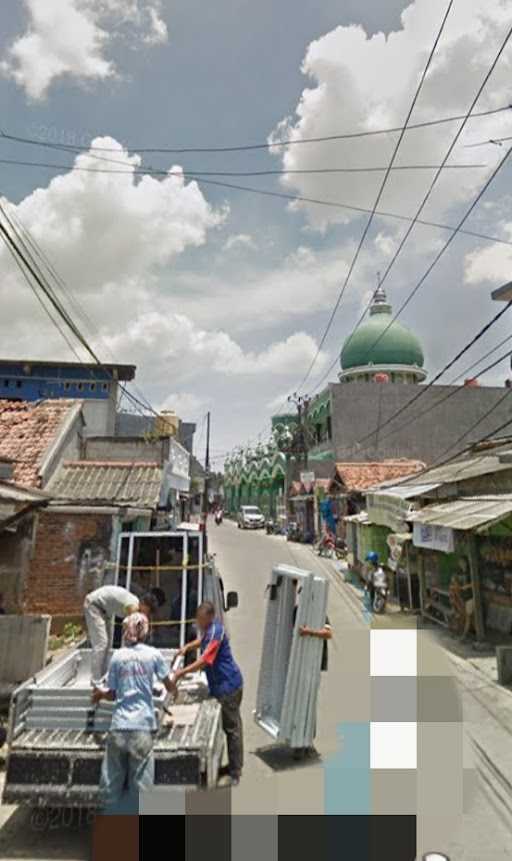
[331,460,425,493]
[48,461,163,508]
[0,400,80,488]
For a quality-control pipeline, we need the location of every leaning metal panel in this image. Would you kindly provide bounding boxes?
[254,563,329,749]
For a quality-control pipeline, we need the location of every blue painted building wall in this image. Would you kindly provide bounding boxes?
[0,362,120,403]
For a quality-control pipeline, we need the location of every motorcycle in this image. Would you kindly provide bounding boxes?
[333,538,348,560]
[265,519,275,534]
[372,583,389,614]
[316,533,335,557]
[214,510,223,525]
[286,522,302,542]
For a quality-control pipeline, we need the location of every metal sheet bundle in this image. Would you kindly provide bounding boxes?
[254,564,328,749]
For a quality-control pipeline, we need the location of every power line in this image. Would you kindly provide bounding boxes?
[382,397,512,493]
[360,141,512,367]
[341,22,512,368]
[439,386,512,457]
[0,203,162,424]
[0,193,169,422]
[1,156,511,250]
[353,339,512,456]
[0,156,490,178]
[1,105,509,155]
[310,140,512,398]
[465,134,512,149]
[293,0,456,392]
[351,297,512,451]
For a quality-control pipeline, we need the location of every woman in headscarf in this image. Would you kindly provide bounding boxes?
[92,612,176,813]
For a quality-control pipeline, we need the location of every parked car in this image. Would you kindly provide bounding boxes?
[237,505,265,529]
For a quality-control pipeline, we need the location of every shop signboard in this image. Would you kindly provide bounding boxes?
[387,533,409,571]
[413,522,455,554]
[366,492,415,532]
[300,471,315,493]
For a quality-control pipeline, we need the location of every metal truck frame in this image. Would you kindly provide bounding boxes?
[3,530,237,807]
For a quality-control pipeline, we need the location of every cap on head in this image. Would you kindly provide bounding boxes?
[366,551,379,564]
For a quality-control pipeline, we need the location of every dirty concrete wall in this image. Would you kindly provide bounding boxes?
[0,514,36,613]
[25,510,114,616]
[0,614,50,683]
[83,435,168,464]
[327,382,512,464]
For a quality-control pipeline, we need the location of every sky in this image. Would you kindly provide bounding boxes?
[1,0,512,468]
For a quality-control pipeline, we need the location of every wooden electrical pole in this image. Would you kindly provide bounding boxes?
[201,412,211,545]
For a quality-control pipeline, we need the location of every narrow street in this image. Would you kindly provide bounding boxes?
[1,521,512,858]
[209,521,512,855]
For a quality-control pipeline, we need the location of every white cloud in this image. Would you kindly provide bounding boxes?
[223,233,256,252]
[2,137,224,294]
[159,392,209,420]
[106,312,328,381]
[270,0,512,230]
[464,221,512,285]
[1,0,168,100]
[0,137,326,400]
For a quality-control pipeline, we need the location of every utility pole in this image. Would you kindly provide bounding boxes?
[201,412,211,549]
[287,392,311,471]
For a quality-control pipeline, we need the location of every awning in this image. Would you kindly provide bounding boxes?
[343,512,370,524]
[409,495,512,533]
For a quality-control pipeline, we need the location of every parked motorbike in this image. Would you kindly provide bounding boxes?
[286,522,302,542]
[334,539,348,561]
[372,583,389,614]
[316,533,335,557]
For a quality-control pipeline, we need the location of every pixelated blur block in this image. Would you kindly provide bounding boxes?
[370,722,417,770]
[92,815,139,861]
[324,723,370,814]
[370,629,417,677]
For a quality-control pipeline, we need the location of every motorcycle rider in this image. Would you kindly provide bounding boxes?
[365,551,387,612]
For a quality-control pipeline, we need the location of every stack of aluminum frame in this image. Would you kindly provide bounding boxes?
[254,563,329,749]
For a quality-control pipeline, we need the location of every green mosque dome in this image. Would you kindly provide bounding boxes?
[340,287,424,373]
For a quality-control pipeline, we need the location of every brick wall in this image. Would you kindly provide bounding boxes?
[25,510,114,616]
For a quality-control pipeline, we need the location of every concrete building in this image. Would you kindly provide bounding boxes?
[0,359,135,437]
[307,287,512,464]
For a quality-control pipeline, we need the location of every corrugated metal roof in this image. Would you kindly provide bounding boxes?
[369,482,440,500]
[401,454,512,487]
[409,495,512,531]
[48,461,163,508]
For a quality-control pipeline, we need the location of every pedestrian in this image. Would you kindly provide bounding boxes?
[92,612,176,814]
[365,551,386,610]
[83,585,164,687]
[173,601,243,786]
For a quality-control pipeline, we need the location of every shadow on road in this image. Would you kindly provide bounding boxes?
[0,805,91,860]
[254,743,321,772]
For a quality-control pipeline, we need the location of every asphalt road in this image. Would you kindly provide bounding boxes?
[1,520,511,859]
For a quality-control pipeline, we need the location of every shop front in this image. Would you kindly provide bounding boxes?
[410,496,512,640]
[411,522,471,630]
[364,487,427,610]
